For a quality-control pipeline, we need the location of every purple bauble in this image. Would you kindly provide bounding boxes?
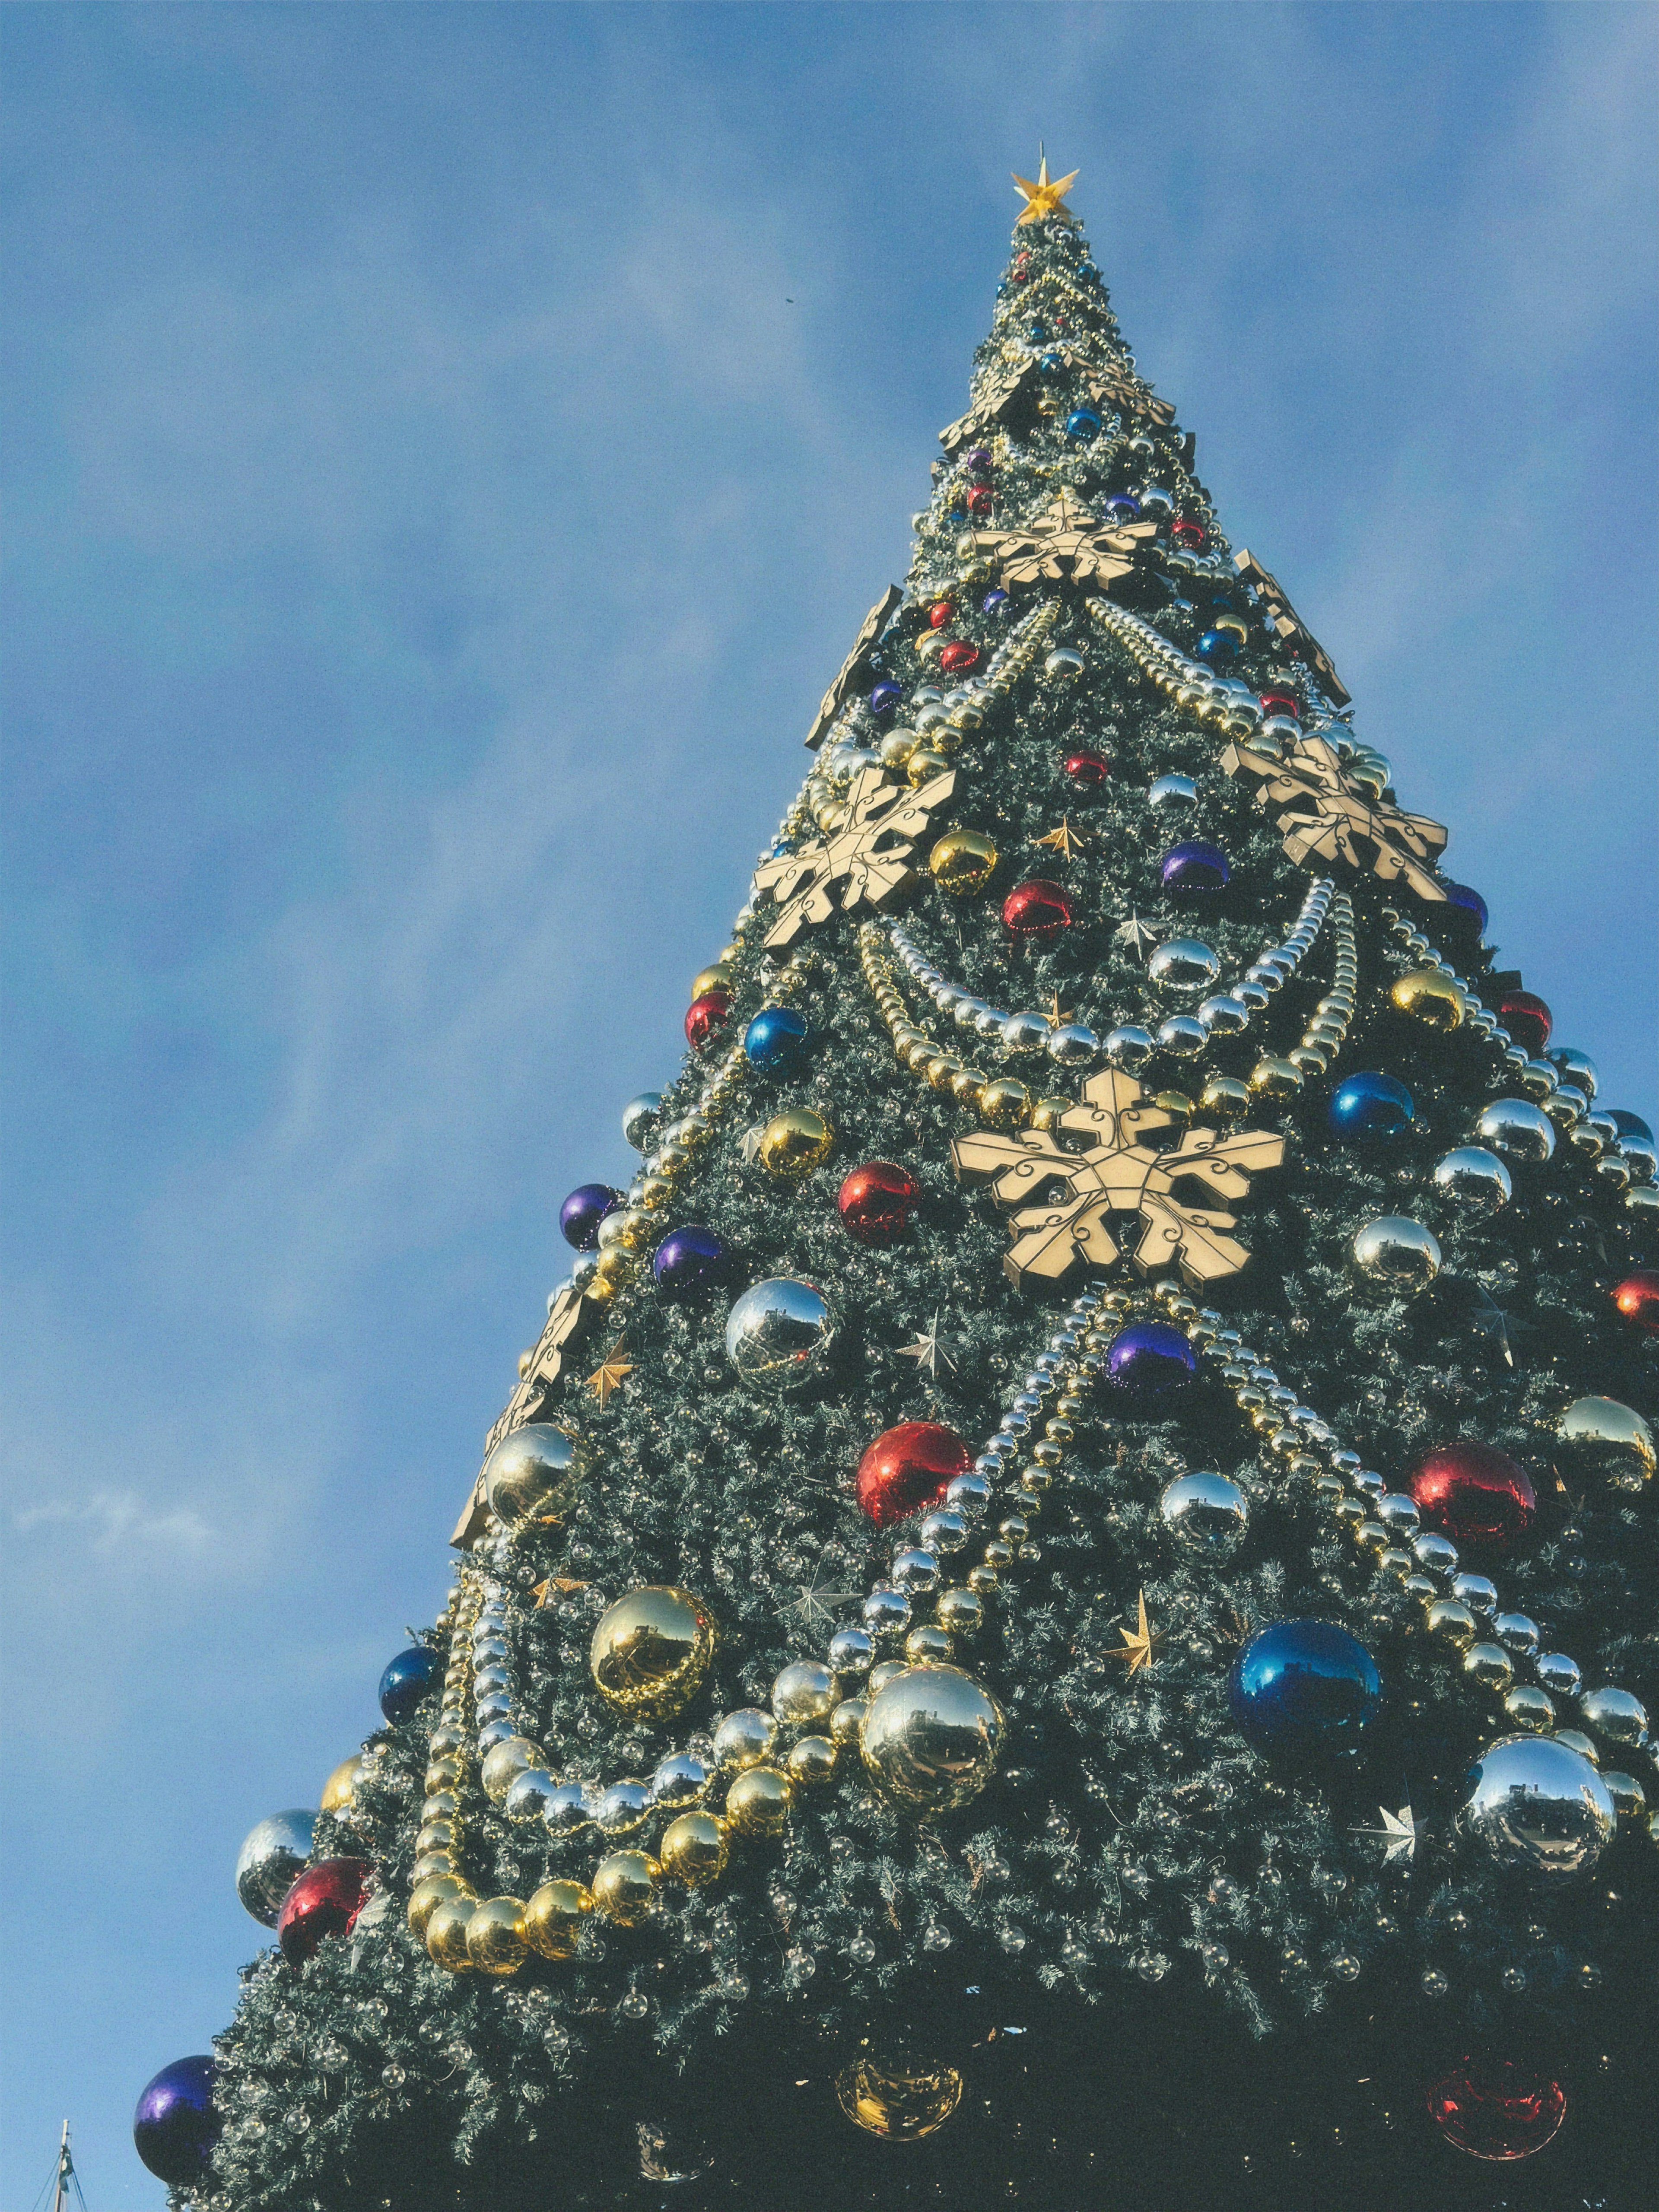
[869,680,903,719]
[1443,880,1489,934]
[1103,493,1141,523]
[963,445,993,476]
[134,2055,219,2187]
[559,1182,623,1250]
[1160,839,1230,891]
[1106,1320,1197,1393]
[652,1224,732,1300]
[982,587,1011,617]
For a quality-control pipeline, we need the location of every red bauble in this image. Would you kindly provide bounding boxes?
[1002,877,1074,942]
[277,1858,371,1968]
[1063,747,1111,787]
[938,640,980,675]
[1011,252,1031,281]
[855,1421,972,1528]
[965,485,993,518]
[684,989,731,1050]
[1613,1268,1659,1334]
[837,1160,920,1247]
[1497,989,1552,1057]
[1170,518,1207,550]
[1409,1441,1537,1553]
[1425,2056,1566,2162]
[927,600,954,630]
[1259,688,1300,721]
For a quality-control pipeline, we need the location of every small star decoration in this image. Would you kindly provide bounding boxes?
[1351,1804,1424,1865]
[780,1574,861,1635]
[1110,1589,1164,1676]
[1048,989,1074,1027]
[1013,150,1080,228]
[740,1124,767,1164]
[897,1311,957,1379]
[1114,913,1160,955]
[585,1342,633,1405]
[533,1576,589,1609]
[1033,816,1090,861]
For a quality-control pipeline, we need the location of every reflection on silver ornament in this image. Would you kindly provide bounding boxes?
[1352,1215,1441,1291]
[1158,1471,1249,1560]
[1432,1147,1513,1209]
[1457,1734,1616,1878]
[235,1809,317,1925]
[724,1278,837,1394]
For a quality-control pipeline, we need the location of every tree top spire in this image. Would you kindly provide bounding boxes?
[1012,147,1080,228]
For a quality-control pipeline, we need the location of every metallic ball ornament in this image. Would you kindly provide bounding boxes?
[524,1878,593,1959]
[1457,1733,1616,1878]
[133,2056,219,2187]
[1159,1471,1249,1560]
[658,1811,729,1887]
[481,1421,584,1528]
[1352,1215,1441,1292]
[1228,1619,1382,1758]
[1328,1071,1414,1141]
[1497,989,1552,1057]
[1160,838,1230,890]
[744,1004,809,1071]
[622,1091,664,1151]
[928,829,998,896]
[1475,1097,1556,1164]
[1426,2055,1566,2162]
[837,1160,920,1247]
[426,1895,478,1970]
[1147,938,1220,993]
[650,1224,733,1300]
[1064,747,1111,787]
[836,2053,963,2141]
[757,1106,835,1180]
[378,1643,440,1726]
[859,1663,1005,1817]
[276,1856,372,1967]
[590,1586,715,1718]
[1432,1146,1513,1209]
[235,1809,316,1926]
[1001,877,1074,942]
[1391,969,1465,1028]
[724,1276,837,1392]
[1613,1268,1659,1334]
[465,1895,529,1977]
[1409,1442,1537,1554]
[319,1754,362,1813]
[1106,1320,1197,1394]
[684,988,731,1050]
[1557,1395,1655,1493]
[855,1421,973,1529]
[559,1181,623,1250]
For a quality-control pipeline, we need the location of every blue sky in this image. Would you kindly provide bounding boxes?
[2,3,1655,2199]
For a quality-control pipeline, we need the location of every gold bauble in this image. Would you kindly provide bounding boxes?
[1503,1684,1556,1732]
[690,964,734,999]
[914,629,947,665]
[591,1850,660,1925]
[905,1624,954,1664]
[771,1659,836,1726]
[1558,1396,1655,1492]
[830,1696,867,1744]
[859,1663,1004,1818]
[597,1204,653,1254]
[977,1077,1031,1129]
[788,1735,839,1786]
[925,1053,962,1091]
[466,1895,528,1977]
[928,829,998,896]
[1199,1076,1252,1119]
[320,1755,362,1813]
[425,1896,477,1970]
[590,1586,715,1716]
[758,1107,835,1181]
[1150,1089,1196,1120]
[725,1764,793,1837]
[411,1850,455,1885]
[836,2053,963,2141]
[1249,1057,1304,1099]
[1030,1094,1075,1131]
[480,1736,540,1803]
[407,1873,471,1940]
[1352,1214,1441,1291]
[1288,1045,1329,1076]
[936,1586,984,1636]
[1391,969,1465,1028]
[949,1065,985,1105]
[524,1878,593,1959]
[907,748,952,787]
[658,1812,729,1887]
[594,1245,636,1288]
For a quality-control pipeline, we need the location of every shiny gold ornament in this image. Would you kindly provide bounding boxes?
[837,2051,964,2140]
[907,747,951,787]
[1503,1684,1555,1732]
[1558,1396,1654,1492]
[1012,151,1081,227]
[466,1896,528,1977]
[690,964,734,999]
[1391,969,1466,1029]
[590,1586,715,1717]
[1199,1076,1252,1119]
[725,1765,793,1837]
[425,1896,477,1970]
[585,1344,633,1405]
[977,1077,1032,1130]
[758,1106,835,1181]
[408,1873,471,1940]
[751,766,959,950]
[928,830,998,897]
[1352,1215,1441,1291]
[936,1587,983,1636]
[593,1246,636,1289]
[524,1878,593,1959]
[591,1850,660,1925]
[1110,1589,1163,1676]
[1029,1094,1076,1132]
[906,1624,954,1664]
[658,1812,729,1887]
[1249,1056,1304,1099]
[320,1755,362,1813]
[859,1663,1004,1818]
[480,1736,540,1803]
[971,488,1157,593]
[411,1851,455,1885]
[787,1734,839,1786]
[1033,815,1090,859]
[771,1659,837,1726]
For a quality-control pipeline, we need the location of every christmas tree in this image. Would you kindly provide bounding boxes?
[140,159,1657,2211]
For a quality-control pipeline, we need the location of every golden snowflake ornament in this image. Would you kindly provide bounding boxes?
[750,765,959,950]
[971,490,1159,593]
[1222,730,1449,903]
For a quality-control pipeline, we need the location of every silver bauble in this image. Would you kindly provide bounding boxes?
[1352,1215,1441,1291]
[1158,1471,1249,1560]
[1431,1146,1513,1208]
[1475,1097,1556,1164]
[1146,773,1198,810]
[1147,939,1220,993]
[235,1809,317,1925]
[723,1277,837,1394]
[1546,1046,1597,1099]
[481,1422,585,1527]
[1458,1733,1617,1878]
[622,1092,664,1151]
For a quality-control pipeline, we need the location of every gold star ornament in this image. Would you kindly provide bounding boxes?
[1110,1589,1164,1676]
[586,1342,633,1405]
[1013,152,1080,228]
[1034,816,1090,861]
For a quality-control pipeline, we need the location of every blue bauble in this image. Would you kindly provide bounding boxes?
[1103,493,1141,524]
[652,1224,733,1300]
[1038,351,1065,377]
[560,1182,622,1250]
[1443,880,1489,933]
[1608,1108,1653,1144]
[869,680,902,719]
[1160,839,1230,891]
[1077,260,1100,284]
[134,2056,219,2187]
[982,587,1011,617]
[744,1004,809,1071]
[1228,1619,1382,1757]
[1329,1071,1415,1142]
[1026,320,1047,343]
[378,1644,440,1726]
[1105,1320,1196,1394]
[1065,408,1102,440]
[1195,629,1238,663]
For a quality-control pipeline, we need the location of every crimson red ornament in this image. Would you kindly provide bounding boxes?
[855,1421,972,1528]
[277,1857,371,1968]
[1497,989,1552,1057]
[965,485,993,519]
[1613,1268,1659,1334]
[837,1160,920,1247]
[1063,747,1111,787]
[927,600,954,630]
[1011,252,1031,281]
[1259,688,1300,721]
[1425,2056,1566,2161]
[1002,877,1074,943]
[1170,518,1207,550]
[1408,1441,1536,1553]
[938,640,980,676]
[684,989,731,1050]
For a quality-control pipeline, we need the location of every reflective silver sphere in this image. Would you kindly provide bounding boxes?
[1458,1734,1616,1878]
[1547,1046,1598,1099]
[1155,1015,1208,1057]
[1148,939,1221,992]
[235,1809,316,1925]
[1159,1471,1249,1560]
[1104,1025,1154,1069]
[1475,1097,1556,1164]
[724,1277,837,1393]
[481,1422,585,1527]
[1147,773,1198,809]
[1352,1215,1441,1291]
[1431,1146,1513,1208]
[622,1091,664,1151]
[999,1011,1051,1054]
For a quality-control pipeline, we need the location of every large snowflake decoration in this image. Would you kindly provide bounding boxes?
[750,766,958,950]
[952,1071,1284,1290]
[971,490,1159,592]
[804,584,902,751]
[1222,731,1449,903]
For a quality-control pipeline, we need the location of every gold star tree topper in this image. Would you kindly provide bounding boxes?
[1013,152,1080,228]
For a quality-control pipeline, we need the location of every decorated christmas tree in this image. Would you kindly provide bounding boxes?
[137,159,1657,2210]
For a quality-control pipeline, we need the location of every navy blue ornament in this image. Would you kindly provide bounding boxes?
[134,2056,219,2187]
[1103,493,1141,524]
[560,1182,623,1250]
[869,680,902,719]
[1077,261,1100,284]
[1609,1108,1653,1143]
[1105,1321,1196,1394]
[1442,880,1488,934]
[1160,840,1230,891]
[378,1644,440,1726]
[652,1224,733,1300]
[744,1004,809,1071]
[1026,320,1047,343]
[1195,628,1238,663]
[1329,1071,1415,1142]
[982,587,1011,617]
[1228,1619,1381,1757]
[1038,351,1065,378]
[1065,408,1102,440]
